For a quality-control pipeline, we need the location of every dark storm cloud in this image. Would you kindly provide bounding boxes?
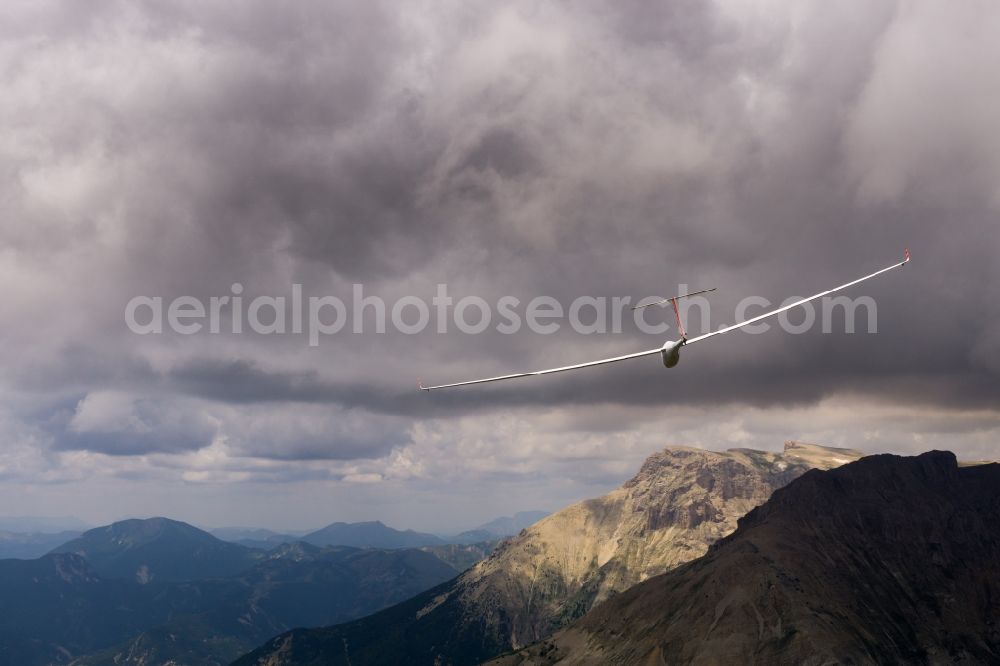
[38,383,410,460]
[218,403,410,462]
[57,429,208,457]
[167,358,409,411]
[2,0,999,466]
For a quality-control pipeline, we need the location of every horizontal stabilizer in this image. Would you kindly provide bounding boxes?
[631,287,717,310]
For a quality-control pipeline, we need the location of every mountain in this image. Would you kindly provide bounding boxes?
[496,451,1000,665]
[301,520,444,549]
[433,512,550,563]
[450,511,550,544]
[0,540,458,665]
[78,543,459,665]
[50,517,261,582]
[233,441,861,665]
[210,527,290,542]
[476,510,549,536]
[210,527,301,550]
[0,529,81,559]
[0,553,208,665]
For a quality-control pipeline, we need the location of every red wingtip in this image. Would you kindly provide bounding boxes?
[904,247,910,263]
[418,379,428,391]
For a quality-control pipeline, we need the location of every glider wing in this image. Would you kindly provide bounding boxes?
[419,250,910,391]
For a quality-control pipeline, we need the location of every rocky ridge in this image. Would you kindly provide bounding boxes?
[234,441,861,665]
[496,451,1000,665]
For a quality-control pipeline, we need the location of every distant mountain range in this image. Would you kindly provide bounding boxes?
[0,515,89,559]
[448,511,549,544]
[79,542,458,665]
[0,529,81,559]
[496,451,1000,664]
[208,527,305,550]
[208,513,550,552]
[300,520,445,549]
[12,445,996,666]
[51,517,261,582]
[234,442,861,665]
[0,517,460,665]
[0,513,530,662]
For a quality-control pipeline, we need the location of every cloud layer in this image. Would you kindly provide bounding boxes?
[1,0,998,529]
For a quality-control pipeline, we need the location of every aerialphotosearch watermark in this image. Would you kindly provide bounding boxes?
[124,283,878,346]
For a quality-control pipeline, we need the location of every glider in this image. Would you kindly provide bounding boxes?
[419,249,910,391]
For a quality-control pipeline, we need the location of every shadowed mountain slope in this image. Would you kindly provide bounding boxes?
[0,553,207,664]
[496,451,1000,665]
[0,537,458,665]
[234,442,860,665]
[77,542,458,665]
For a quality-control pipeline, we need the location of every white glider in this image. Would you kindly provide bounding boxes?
[419,249,910,391]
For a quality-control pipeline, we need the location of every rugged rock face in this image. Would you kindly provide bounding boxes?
[458,441,861,647]
[234,441,861,666]
[497,451,1000,665]
[421,540,499,573]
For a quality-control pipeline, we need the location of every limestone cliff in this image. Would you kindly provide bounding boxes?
[453,441,862,648]
[498,451,1000,665]
[234,441,861,666]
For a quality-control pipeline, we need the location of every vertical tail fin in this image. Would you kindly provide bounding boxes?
[631,287,715,338]
[670,298,686,339]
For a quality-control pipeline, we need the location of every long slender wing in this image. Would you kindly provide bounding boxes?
[419,249,910,391]
[684,249,909,346]
[419,347,662,390]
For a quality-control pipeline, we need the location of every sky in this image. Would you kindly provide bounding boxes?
[0,0,998,533]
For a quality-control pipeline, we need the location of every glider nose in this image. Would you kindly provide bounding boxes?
[661,339,683,368]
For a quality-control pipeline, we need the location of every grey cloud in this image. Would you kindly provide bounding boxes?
[51,392,216,455]
[40,386,409,461]
[167,358,352,405]
[216,403,410,461]
[1,0,998,474]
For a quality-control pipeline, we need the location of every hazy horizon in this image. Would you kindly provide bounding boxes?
[0,507,555,537]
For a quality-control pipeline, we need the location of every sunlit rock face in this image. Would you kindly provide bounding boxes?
[455,441,862,650]
[500,451,1000,666]
[235,441,863,666]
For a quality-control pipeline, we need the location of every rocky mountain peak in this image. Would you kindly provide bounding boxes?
[454,443,865,647]
[231,442,865,666]
[733,449,963,536]
[499,450,1000,666]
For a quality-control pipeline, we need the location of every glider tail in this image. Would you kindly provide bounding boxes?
[631,287,717,339]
